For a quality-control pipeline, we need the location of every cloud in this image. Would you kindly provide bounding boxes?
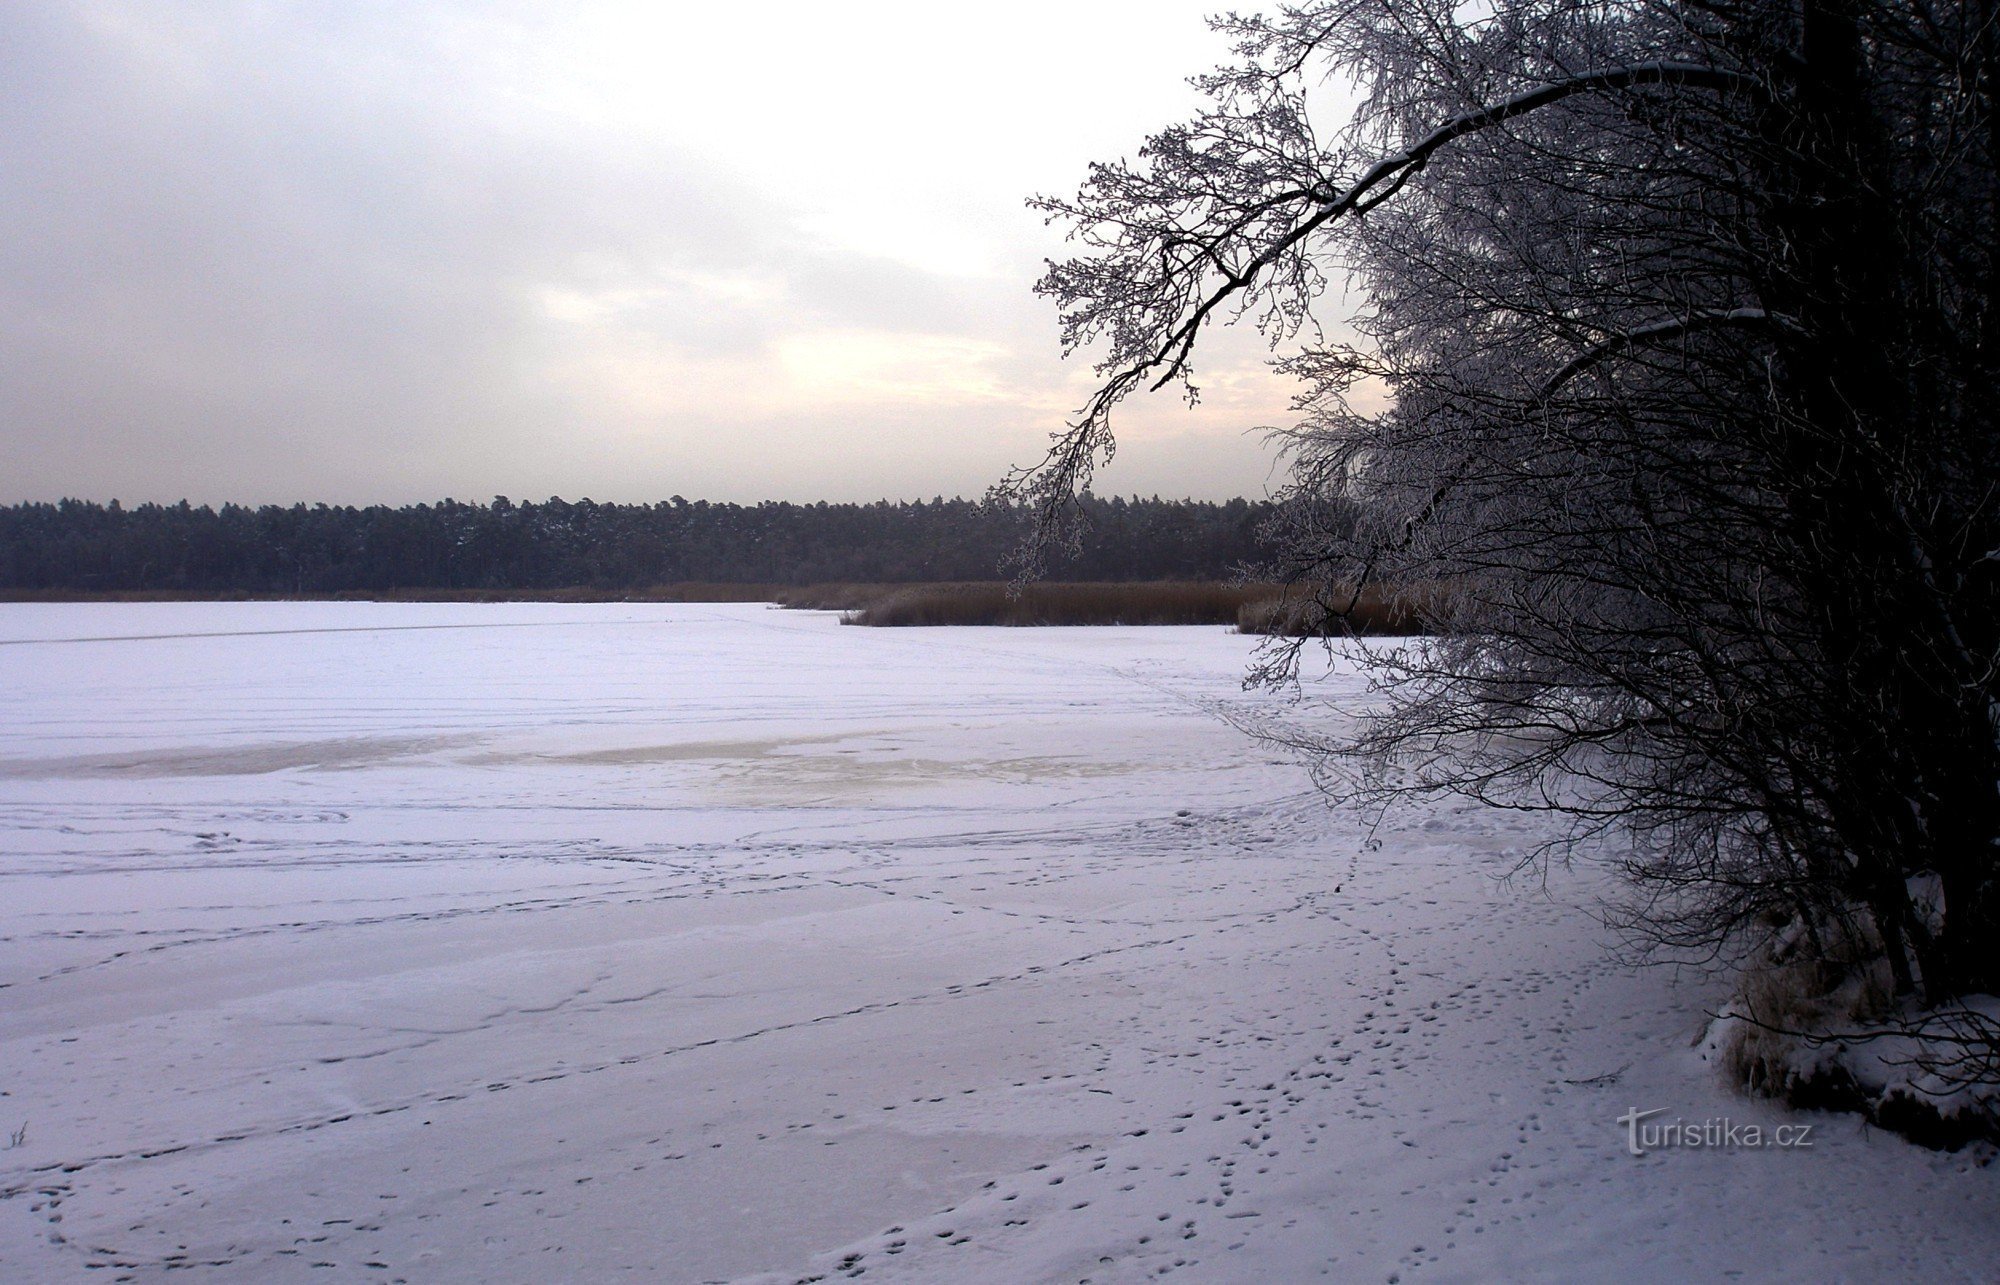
[0,1,1300,505]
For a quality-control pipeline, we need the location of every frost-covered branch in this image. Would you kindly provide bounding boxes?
[1012,54,1765,538]
[1539,308,1801,397]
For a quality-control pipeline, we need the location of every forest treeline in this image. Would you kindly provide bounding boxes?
[0,494,1293,594]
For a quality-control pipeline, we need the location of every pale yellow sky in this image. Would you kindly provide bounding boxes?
[0,1,1310,505]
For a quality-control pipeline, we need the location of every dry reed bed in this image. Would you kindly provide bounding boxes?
[1233,585,1433,636]
[787,581,1433,633]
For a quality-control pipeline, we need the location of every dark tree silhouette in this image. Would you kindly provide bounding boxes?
[0,494,1287,593]
[1022,0,2000,1023]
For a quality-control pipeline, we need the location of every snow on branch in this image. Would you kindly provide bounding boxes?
[1539,308,1803,398]
[1014,59,1768,537]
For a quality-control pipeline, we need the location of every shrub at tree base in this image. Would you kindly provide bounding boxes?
[1703,924,2000,1148]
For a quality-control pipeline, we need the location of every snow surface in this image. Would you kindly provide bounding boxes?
[0,601,1993,1282]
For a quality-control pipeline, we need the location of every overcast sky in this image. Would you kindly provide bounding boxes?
[0,1,1305,506]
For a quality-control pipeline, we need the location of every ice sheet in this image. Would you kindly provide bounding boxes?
[1,603,1993,1281]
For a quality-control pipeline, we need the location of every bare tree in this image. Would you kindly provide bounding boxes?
[1019,0,2000,1008]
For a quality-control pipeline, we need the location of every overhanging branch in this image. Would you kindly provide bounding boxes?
[1018,60,1769,528]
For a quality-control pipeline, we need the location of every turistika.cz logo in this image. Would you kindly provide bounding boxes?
[1617,1107,1815,1156]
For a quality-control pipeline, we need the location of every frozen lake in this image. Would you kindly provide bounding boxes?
[0,602,1994,1281]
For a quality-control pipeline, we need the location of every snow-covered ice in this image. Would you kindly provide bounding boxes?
[0,602,1993,1282]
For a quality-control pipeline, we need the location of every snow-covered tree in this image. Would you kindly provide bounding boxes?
[1021,0,2000,1014]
